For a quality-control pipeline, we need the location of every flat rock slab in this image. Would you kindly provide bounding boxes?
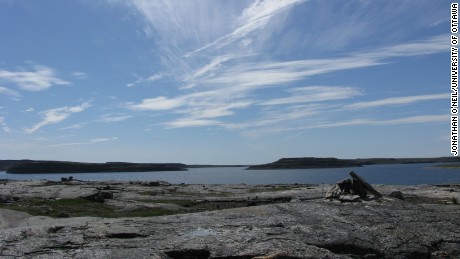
[1,198,459,258]
[0,208,31,229]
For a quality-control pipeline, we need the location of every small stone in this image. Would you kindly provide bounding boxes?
[56,212,70,218]
[338,195,361,202]
[389,191,404,200]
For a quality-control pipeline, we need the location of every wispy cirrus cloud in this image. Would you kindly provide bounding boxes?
[59,113,133,131]
[0,64,70,91]
[26,102,91,134]
[0,117,11,133]
[97,113,133,123]
[345,93,449,109]
[60,122,88,130]
[184,0,306,57]
[251,114,448,136]
[0,86,21,99]
[49,137,118,148]
[128,96,185,111]
[197,35,447,92]
[164,119,221,129]
[117,0,448,135]
[261,86,361,106]
[127,35,446,129]
[127,73,163,87]
[224,104,321,130]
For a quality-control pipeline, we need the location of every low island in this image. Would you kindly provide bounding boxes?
[3,160,186,174]
[247,157,460,170]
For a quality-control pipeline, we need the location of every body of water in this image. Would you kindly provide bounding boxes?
[1,163,459,185]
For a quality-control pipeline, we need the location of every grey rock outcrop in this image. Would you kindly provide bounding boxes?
[1,196,459,258]
[0,180,459,258]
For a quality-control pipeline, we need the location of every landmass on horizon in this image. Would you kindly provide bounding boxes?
[2,156,460,174]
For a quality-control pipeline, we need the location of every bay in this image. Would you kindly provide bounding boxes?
[1,163,460,185]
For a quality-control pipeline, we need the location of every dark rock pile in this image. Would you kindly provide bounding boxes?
[325,171,382,202]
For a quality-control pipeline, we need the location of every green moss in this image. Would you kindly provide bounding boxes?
[153,199,197,207]
[115,209,179,217]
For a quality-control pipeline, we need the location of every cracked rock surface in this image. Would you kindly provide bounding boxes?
[0,180,459,258]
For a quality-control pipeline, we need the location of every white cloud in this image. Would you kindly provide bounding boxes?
[201,34,446,91]
[25,102,91,134]
[25,108,34,112]
[224,104,321,130]
[185,0,306,56]
[89,137,119,144]
[128,96,185,111]
[360,34,448,59]
[164,119,221,128]
[0,86,21,99]
[117,0,447,132]
[261,86,361,106]
[127,73,163,87]
[98,114,132,123]
[147,74,163,81]
[49,137,118,148]
[0,64,70,91]
[71,72,87,79]
[127,36,447,131]
[345,93,449,109]
[60,122,88,130]
[269,114,448,133]
[184,55,235,82]
[0,117,11,133]
[178,101,253,120]
[372,115,448,126]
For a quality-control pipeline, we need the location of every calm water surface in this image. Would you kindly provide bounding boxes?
[1,163,460,185]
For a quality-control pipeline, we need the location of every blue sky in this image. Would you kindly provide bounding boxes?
[0,0,451,164]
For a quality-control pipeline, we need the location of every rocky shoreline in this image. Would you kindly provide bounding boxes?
[0,179,459,258]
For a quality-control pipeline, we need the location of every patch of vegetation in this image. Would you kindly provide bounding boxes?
[153,199,197,207]
[0,198,179,218]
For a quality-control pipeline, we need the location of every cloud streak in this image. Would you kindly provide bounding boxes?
[261,86,361,106]
[97,114,133,123]
[127,73,163,87]
[49,137,118,148]
[26,102,92,134]
[126,35,446,129]
[0,117,11,133]
[0,86,21,99]
[184,0,306,56]
[345,93,449,109]
[267,114,448,133]
[0,64,70,91]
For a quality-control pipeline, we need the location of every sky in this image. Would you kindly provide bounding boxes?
[0,0,451,164]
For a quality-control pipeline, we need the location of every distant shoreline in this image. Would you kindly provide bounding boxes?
[246,157,460,170]
[1,157,460,174]
[435,163,460,169]
[3,161,187,174]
